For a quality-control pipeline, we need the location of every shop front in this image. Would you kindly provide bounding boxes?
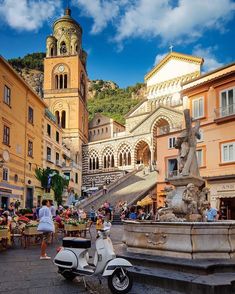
[207,177,235,220]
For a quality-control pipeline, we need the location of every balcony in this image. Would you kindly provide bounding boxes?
[214,104,235,123]
[166,170,179,178]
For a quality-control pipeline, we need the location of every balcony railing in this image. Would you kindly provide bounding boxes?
[167,170,179,178]
[215,104,235,119]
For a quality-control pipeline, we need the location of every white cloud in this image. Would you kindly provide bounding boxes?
[0,0,62,31]
[192,45,224,72]
[114,0,235,44]
[73,0,121,34]
[154,52,167,66]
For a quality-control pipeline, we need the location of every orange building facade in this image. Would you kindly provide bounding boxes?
[0,56,46,209]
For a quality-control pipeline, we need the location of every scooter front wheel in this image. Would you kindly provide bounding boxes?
[108,268,133,294]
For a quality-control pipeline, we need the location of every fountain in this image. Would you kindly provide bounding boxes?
[123,110,235,259]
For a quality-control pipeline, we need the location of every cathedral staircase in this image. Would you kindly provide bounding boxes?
[82,169,157,212]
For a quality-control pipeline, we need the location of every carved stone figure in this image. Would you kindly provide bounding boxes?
[198,187,210,221]
[182,183,199,215]
[175,109,201,177]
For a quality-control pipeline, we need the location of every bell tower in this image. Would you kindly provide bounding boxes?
[44,7,88,190]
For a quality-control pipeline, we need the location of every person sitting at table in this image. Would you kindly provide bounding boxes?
[0,212,8,225]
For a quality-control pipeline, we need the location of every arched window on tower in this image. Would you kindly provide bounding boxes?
[64,74,67,89]
[55,75,58,89]
[59,75,63,89]
[80,72,86,101]
[50,47,54,57]
[55,111,60,126]
[60,41,67,55]
[61,111,66,128]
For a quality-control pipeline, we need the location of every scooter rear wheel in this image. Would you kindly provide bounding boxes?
[108,268,133,294]
[59,267,76,281]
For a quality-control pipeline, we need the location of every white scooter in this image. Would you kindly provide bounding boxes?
[54,227,133,293]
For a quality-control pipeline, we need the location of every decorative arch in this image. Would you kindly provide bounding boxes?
[51,100,70,129]
[88,149,99,171]
[102,146,115,169]
[60,41,67,55]
[52,63,70,90]
[117,143,132,166]
[134,139,151,166]
[151,116,172,137]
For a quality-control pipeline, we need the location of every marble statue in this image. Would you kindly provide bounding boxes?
[175,109,201,177]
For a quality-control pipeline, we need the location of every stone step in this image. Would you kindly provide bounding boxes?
[85,170,157,210]
[115,244,235,275]
[128,265,235,294]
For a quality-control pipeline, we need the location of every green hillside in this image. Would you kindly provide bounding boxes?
[88,81,144,124]
[8,53,45,71]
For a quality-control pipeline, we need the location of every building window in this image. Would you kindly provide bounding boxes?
[64,172,70,180]
[197,129,203,143]
[221,142,235,163]
[55,75,58,89]
[28,106,34,124]
[75,173,78,184]
[56,131,59,143]
[192,97,204,119]
[61,111,66,128]
[196,149,203,167]
[80,72,86,100]
[167,158,178,177]
[4,85,11,106]
[47,124,51,136]
[3,125,10,146]
[56,152,59,165]
[220,88,235,116]
[168,137,176,149]
[47,147,51,161]
[28,140,33,157]
[106,127,108,133]
[2,167,9,181]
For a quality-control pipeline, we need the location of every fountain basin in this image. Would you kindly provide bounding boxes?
[123,220,235,259]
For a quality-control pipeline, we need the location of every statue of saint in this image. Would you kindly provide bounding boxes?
[175,109,201,177]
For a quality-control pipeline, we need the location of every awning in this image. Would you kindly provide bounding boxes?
[216,192,235,199]
[137,195,153,206]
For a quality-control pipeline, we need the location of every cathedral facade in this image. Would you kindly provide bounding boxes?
[82,52,204,191]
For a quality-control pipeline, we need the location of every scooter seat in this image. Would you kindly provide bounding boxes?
[62,237,91,249]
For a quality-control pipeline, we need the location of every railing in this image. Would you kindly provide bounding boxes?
[167,170,179,178]
[81,168,142,209]
[214,104,235,119]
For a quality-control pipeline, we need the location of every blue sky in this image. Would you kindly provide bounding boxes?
[0,0,235,88]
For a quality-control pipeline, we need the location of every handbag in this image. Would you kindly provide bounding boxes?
[37,207,55,233]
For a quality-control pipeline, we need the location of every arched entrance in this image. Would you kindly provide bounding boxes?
[135,140,151,166]
[152,117,171,162]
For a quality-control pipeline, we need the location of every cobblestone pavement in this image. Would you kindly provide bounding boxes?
[0,225,181,294]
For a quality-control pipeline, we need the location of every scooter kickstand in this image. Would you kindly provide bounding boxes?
[82,277,87,290]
